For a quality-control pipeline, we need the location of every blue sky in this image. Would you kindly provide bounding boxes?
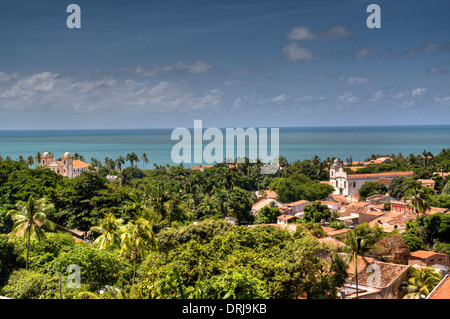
[0,0,449,130]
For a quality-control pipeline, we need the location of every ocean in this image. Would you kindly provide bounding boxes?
[0,125,449,169]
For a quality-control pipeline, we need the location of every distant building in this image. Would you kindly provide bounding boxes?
[40,150,95,178]
[329,158,413,196]
[408,251,450,270]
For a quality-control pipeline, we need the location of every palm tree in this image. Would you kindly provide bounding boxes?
[18,155,25,162]
[124,192,152,219]
[7,196,55,270]
[120,218,156,284]
[26,156,34,167]
[344,230,375,298]
[406,186,431,223]
[142,153,149,170]
[116,155,125,172]
[402,267,442,299]
[35,152,41,166]
[196,195,217,219]
[214,189,230,217]
[126,152,139,167]
[91,212,124,251]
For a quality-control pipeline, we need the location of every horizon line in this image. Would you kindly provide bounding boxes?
[1,123,450,132]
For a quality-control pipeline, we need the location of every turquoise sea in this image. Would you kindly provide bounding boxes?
[0,125,449,168]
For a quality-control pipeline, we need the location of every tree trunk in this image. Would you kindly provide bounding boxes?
[26,227,31,270]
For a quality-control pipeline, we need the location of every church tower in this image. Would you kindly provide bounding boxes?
[40,151,52,167]
[329,158,349,195]
[61,151,73,178]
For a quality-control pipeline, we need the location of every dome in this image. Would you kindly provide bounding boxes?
[64,151,70,157]
[43,151,49,156]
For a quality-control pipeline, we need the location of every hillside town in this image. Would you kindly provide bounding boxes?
[0,150,449,299]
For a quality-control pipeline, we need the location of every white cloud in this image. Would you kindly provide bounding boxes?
[0,70,223,113]
[435,94,450,105]
[271,94,288,103]
[337,92,358,103]
[347,77,368,85]
[286,25,355,41]
[134,60,212,77]
[412,87,427,97]
[283,43,313,62]
[286,26,316,41]
[370,90,384,102]
[354,46,372,60]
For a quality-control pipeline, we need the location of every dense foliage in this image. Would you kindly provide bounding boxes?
[0,149,449,299]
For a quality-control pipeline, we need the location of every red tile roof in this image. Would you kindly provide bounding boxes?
[427,275,450,299]
[348,171,414,179]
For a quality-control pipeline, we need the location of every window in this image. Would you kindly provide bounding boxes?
[344,181,347,188]
[353,182,356,188]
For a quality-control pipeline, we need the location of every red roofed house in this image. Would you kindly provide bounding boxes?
[329,158,413,196]
[279,200,311,216]
[408,250,450,270]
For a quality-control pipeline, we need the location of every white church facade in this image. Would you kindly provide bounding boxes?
[40,151,94,178]
[329,158,414,196]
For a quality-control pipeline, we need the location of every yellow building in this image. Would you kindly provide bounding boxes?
[40,151,94,178]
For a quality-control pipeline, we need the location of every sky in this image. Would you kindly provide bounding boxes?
[0,0,449,130]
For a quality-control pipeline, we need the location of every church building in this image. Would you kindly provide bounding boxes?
[329,158,414,196]
[40,151,94,178]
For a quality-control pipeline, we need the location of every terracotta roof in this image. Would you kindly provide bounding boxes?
[419,179,435,184]
[348,171,414,179]
[277,214,298,221]
[410,250,444,259]
[376,177,394,187]
[427,207,449,215]
[364,160,383,165]
[320,181,331,184]
[320,201,339,206]
[330,195,349,204]
[285,200,310,207]
[344,255,411,288]
[427,275,450,299]
[252,198,275,212]
[73,159,92,169]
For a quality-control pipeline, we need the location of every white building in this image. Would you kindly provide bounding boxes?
[40,151,95,178]
[329,158,413,196]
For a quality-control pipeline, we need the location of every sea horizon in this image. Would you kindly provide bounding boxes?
[1,124,449,169]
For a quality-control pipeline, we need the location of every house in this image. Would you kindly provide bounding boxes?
[321,226,350,240]
[106,175,118,182]
[40,150,95,178]
[320,201,340,212]
[251,198,285,214]
[341,255,411,299]
[418,179,436,190]
[408,250,450,271]
[427,275,450,299]
[391,199,449,215]
[336,201,386,227]
[329,158,413,196]
[279,200,311,216]
[277,214,298,225]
